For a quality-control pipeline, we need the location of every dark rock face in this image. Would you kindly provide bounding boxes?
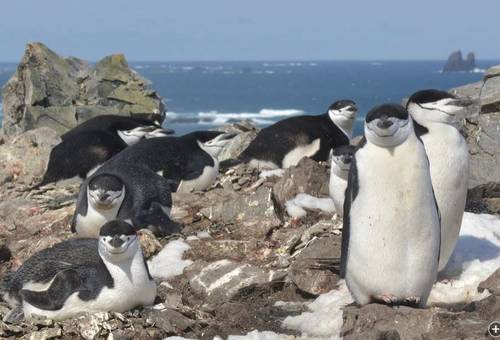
[1,42,165,139]
[442,50,476,72]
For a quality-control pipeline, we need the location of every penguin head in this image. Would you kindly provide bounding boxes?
[327,100,358,123]
[87,174,126,211]
[364,104,412,148]
[331,145,355,175]
[98,220,139,262]
[198,132,237,158]
[407,89,473,125]
[144,127,175,139]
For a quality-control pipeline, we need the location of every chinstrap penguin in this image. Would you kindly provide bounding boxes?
[329,145,355,216]
[33,115,173,188]
[221,100,358,170]
[342,104,440,307]
[72,164,175,238]
[100,130,236,192]
[61,114,173,143]
[407,89,472,271]
[2,221,156,321]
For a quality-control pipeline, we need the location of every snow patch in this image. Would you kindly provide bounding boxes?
[285,193,335,218]
[428,212,500,305]
[259,169,285,179]
[282,281,352,339]
[148,239,193,280]
[227,330,294,340]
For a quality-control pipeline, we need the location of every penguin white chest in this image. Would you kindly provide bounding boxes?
[421,124,469,270]
[329,173,348,215]
[177,159,219,193]
[76,204,121,238]
[282,138,321,168]
[346,137,440,306]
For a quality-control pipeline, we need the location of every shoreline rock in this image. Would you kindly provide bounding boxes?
[1,42,165,139]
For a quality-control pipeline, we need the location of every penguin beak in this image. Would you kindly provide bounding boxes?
[447,98,473,108]
[109,235,125,248]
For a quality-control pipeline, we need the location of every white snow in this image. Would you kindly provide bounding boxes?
[285,193,335,218]
[148,239,193,280]
[227,330,295,340]
[259,169,285,179]
[282,281,353,339]
[428,212,500,304]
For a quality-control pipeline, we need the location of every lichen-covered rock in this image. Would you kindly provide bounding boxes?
[1,42,165,139]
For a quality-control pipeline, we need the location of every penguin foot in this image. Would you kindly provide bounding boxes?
[403,296,421,306]
[374,294,401,305]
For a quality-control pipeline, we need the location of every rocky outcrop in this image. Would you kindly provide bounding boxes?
[442,50,476,72]
[0,127,60,186]
[450,65,500,188]
[1,42,165,139]
[342,294,500,339]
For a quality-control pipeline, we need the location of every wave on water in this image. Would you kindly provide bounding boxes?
[165,108,304,125]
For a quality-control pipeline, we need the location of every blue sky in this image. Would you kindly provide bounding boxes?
[0,0,497,61]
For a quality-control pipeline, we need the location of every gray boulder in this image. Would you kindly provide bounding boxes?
[450,66,500,187]
[0,127,60,185]
[1,42,165,139]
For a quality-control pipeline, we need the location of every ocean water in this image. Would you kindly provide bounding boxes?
[0,60,497,136]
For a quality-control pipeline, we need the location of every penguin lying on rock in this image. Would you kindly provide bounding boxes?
[220,100,357,170]
[2,220,156,322]
[32,115,174,188]
[72,164,176,238]
[100,130,236,192]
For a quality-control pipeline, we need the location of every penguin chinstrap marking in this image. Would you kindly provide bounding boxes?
[2,221,156,321]
[34,115,174,188]
[342,104,440,307]
[329,145,355,216]
[407,89,472,271]
[100,130,236,193]
[72,164,175,238]
[229,100,357,170]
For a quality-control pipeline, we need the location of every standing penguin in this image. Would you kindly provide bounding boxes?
[2,221,156,321]
[407,89,472,271]
[100,130,235,192]
[222,100,357,170]
[33,115,173,188]
[342,104,440,307]
[329,145,355,215]
[72,164,175,238]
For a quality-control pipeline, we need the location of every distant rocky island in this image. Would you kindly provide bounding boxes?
[442,50,476,72]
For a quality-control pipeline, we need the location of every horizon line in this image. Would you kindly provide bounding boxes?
[0,58,499,64]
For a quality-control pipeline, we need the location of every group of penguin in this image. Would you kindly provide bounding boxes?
[1,88,471,321]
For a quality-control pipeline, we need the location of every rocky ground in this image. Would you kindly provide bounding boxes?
[0,43,500,339]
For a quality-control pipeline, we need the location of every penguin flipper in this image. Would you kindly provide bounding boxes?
[340,155,359,278]
[20,269,82,311]
[71,182,88,233]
